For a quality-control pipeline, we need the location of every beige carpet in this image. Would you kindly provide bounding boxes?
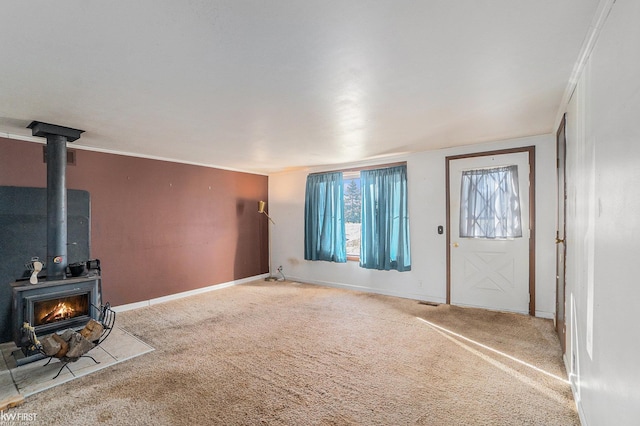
[8,281,578,425]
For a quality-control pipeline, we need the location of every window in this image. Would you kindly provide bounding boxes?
[343,172,361,259]
[459,165,522,239]
[304,163,411,272]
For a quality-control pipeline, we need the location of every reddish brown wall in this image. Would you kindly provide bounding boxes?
[0,137,269,306]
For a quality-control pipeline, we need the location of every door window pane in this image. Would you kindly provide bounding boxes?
[459,165,522,239]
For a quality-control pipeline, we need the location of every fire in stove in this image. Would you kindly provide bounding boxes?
[34,294,89,327]
[40,302,78,324]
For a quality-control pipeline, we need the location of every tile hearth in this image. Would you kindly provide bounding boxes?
[0,327,153,406]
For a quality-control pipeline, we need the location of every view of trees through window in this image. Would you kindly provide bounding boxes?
[344,175,361,257]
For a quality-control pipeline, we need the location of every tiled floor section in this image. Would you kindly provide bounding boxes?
[0,327,154,402]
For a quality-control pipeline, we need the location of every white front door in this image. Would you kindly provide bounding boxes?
[449,151,531,314]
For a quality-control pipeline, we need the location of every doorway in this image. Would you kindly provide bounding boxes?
[556,116,567,352]
[446,147,536,315]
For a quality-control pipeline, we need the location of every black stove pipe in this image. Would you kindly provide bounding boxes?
[28,121,84,281]
[46,134,69,280]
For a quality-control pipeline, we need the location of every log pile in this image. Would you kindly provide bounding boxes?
[39,319,104,360]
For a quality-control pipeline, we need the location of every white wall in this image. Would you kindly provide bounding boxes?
[564,0,640,424]
[270,134,557,317]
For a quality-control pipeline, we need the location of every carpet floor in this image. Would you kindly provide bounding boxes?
[8,280,578,425]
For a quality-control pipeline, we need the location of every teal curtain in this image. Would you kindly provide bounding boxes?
[304,172,347,262]
[360,165,411,271]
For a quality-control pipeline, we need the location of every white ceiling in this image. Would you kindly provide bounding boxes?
[0,1,600,174]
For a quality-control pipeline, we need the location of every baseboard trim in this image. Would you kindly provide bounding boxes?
[289,276,552,318]
[563,352,588,426]
[113,274,269,312]
[113,300,150,312]
[287,276,445,305]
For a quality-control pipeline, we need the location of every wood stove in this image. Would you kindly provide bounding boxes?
[11,274,102,362]
[6,121,108,366]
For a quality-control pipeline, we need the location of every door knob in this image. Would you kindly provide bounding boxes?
[452,242,459,248]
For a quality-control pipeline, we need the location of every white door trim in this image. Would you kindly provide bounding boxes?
[445,146,536,316]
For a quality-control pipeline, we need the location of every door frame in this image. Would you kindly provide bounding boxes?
[445,146,536,316]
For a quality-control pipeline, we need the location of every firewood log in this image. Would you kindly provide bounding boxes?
[80,319,104,342]
[66,333,95,359]
[51,333,69,358]
[40,335,61,357]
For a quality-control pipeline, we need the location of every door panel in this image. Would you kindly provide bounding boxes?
[449,152,530,314]
[556,116,567,352]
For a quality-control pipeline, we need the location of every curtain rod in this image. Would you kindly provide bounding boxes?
[308,161,407,176]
